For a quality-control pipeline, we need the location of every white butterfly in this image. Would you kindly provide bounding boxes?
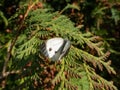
[40,37,71,61]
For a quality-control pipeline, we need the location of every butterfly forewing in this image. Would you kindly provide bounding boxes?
[46,38,64,58]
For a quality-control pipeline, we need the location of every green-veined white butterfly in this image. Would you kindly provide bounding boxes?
[40,37,71,61]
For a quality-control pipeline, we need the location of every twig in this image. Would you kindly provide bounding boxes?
[1,1,37,87]
[0,70,21,79]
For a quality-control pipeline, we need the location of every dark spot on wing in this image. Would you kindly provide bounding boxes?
[49,48,52,51]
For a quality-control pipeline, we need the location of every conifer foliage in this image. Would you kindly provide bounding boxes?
[0,1,118,90]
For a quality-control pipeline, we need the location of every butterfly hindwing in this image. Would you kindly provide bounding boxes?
[40,42,49,57]
[58,39,71,60]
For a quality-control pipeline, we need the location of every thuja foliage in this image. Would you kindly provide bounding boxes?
[0,1,118,90]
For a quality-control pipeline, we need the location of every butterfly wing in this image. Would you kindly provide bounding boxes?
[46,38,64,58]
[58,39,71,60]
[50,39,71,61]
[40,42,49,57]
[40,38,64,60]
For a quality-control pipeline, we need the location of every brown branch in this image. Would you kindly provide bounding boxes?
[1,1,37,88]
[2,30,19,76]
[0,70,21,79]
